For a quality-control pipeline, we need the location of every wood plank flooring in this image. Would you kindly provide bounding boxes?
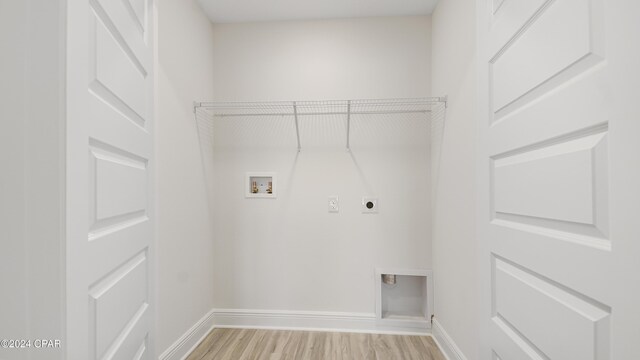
[186,328,446,360]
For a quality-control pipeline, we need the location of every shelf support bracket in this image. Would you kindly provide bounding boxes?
[346,100,351,151]
[293,101,301,152]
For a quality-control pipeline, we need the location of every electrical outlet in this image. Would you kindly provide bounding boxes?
[328,196,339,213]
[362,197,378,213]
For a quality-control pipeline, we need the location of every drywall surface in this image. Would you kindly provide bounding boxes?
[209,16,432,317]
[210,134,431,315]
[156,0,216,354]
[0,1,65,359]
[24,1,65,357]
[431,0,478,358]
[212,16,431,101]
[0,2,29,358]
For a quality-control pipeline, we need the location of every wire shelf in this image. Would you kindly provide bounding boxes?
[194,97,446,151]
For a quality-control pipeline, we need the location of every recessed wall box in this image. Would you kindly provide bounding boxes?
[375,268,433,329]
[246,172,277,198]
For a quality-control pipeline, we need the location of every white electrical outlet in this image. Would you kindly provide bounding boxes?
[328,196,339,213]
[362,197,378,213]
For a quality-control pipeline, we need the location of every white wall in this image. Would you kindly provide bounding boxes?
[212,16,431,101]
[209,17,433,320]
[431,0,478,358]
[156,0,216,354]
[0,1,65,359]
[0,2,29,358]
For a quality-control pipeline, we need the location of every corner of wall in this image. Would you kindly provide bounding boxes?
[430,0,479,358]
[158,310,215,360]
[432,318,470,360]
[155,0,216,355]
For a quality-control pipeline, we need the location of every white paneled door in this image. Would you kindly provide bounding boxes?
[478,0,640,359]
[67,0,154,359]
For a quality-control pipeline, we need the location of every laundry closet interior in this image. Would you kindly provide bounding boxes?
[159,1,460,357]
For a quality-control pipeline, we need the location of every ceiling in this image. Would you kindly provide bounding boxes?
[197,0,440,24]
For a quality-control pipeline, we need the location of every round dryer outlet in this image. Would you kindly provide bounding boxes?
[362,197,378,213]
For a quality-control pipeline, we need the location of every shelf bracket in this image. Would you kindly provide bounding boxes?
[346,100,351,151]
[293,101,301,152]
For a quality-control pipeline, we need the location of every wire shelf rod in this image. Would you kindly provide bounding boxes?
[193,97,447,151]
[194,97,447,111]
[210,109,431,118]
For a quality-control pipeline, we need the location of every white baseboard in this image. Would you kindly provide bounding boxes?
[431,318,468,360]
[158,309,215,360]
[212,308,429,335]
[159,308,434,360]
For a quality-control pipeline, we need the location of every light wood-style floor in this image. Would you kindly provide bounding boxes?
[186,328,446,360]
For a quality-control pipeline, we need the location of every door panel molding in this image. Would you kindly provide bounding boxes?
[477,0,639,359]
[67,0,154,358]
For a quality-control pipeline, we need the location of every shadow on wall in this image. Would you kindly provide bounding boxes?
[194,107,434,210]
[348,150,375,196]
[430,102,447,211]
